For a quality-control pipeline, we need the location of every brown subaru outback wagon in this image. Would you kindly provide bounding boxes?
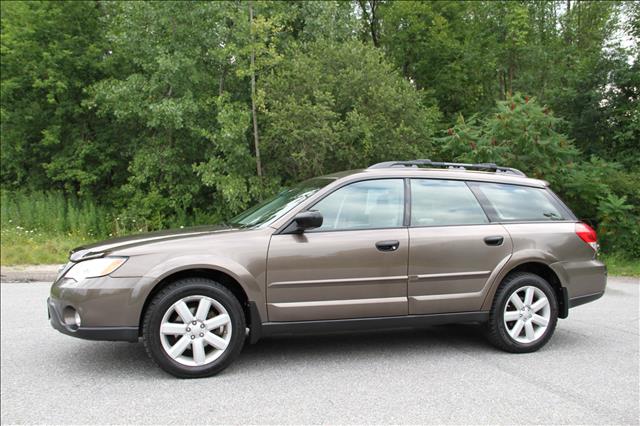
[48,160,607,378]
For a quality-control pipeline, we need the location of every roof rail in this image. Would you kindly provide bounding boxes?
[367,159,527,177]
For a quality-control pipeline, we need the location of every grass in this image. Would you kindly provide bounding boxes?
[0,190,113,265]
[1,191,114,236]
[1,229,91,265]
[599,253,640,278]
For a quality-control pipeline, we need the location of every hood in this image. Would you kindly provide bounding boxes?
[69,224,242,261]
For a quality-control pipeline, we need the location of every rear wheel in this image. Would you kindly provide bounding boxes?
[487,272,558,353]
[142,278,245,378]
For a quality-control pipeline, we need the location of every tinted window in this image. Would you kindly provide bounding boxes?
[475,182,564,221]
[410,179,488,226]
[311,179,404,231]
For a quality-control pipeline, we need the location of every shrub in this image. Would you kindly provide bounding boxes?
[435,94,639,258]
[435,93,579,186]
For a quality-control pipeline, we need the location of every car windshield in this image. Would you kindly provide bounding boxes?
[229,177,335,228]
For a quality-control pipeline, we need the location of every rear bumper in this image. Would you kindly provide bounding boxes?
[550,259,607,300]
[48,297,138,342]
[569,291,605,308]
[550,258,606,318]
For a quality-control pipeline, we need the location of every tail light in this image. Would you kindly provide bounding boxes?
[575,222,598,251]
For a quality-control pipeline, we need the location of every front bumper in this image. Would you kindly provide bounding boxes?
[47,274,147,342]
[48,297,138,342]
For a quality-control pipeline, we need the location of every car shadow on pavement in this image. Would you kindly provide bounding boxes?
[245,323,490,358]
[64,323,497,379]
[56,340,159,378]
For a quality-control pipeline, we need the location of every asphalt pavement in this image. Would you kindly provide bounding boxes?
[1,277,638,425]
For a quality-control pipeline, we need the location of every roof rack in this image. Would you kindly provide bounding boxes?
[367,159,526,177]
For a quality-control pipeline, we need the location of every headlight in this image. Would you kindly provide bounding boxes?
[56,263,69,281]
[64,257,127,282]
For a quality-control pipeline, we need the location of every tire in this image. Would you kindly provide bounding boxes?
[487,272,558,353]
[142,278,246,378]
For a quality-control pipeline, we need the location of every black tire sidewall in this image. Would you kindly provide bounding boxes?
[491,273,558,352]
[143,279,245,378]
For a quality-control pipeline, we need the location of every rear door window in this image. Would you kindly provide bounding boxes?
[472,182,565,221]
[410,179,488,226]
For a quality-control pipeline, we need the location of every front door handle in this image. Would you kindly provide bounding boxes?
[376,240,400,252]
[484,236,504,246]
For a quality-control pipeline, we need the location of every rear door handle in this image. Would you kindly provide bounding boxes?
[484,236,504,246]
[376,240,400,252]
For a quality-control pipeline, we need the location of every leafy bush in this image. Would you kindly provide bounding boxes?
[435,94,639,258]
[261,40,441,182]
[596,194,640,257]
[562,157,639,257]
[436,94,579,186]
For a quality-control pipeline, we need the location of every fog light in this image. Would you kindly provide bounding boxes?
[63,307,81,330]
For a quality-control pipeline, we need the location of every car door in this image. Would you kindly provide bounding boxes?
[407,179,512,315]
[266,179,409,321]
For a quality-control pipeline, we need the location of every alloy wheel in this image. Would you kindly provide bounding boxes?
[503,285,551,344]
[159,295,232,366]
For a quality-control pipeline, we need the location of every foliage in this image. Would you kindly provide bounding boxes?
[598,48,639,168]
[83,2,237,227]
[436,94,578,185]
[1,191,112,237]
[1,1,638,263]
[597,194,639,257]
[377,0,636,162]
[378,1,497,118]
[561,156,640,259]
[0,1,127,198]
[261,40,440,181]
[194,96,271,216]
[436,94,640,258]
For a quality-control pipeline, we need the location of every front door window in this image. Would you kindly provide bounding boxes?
[310,179,405,231]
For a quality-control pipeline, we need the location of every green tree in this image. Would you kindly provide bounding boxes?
[261,40,441,182]
[0,1,125,198]
[193,96,269,217]
[378,1,495,119]
[86,2,258,226]
[1,0,638,259]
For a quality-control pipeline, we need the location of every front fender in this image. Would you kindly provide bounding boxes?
[128,254,266,324]
[145,255,261,297]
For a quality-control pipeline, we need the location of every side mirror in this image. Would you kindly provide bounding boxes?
[286,211,323,234]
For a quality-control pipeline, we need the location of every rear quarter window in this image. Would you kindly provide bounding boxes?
[473,182,565,222]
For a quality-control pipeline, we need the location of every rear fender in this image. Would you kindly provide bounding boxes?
[480,249,561,311]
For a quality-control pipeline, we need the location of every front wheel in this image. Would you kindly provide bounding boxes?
[142,278,246,378]
[487,272,558,353]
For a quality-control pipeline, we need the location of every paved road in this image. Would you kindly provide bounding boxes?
[1,278,638,425]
